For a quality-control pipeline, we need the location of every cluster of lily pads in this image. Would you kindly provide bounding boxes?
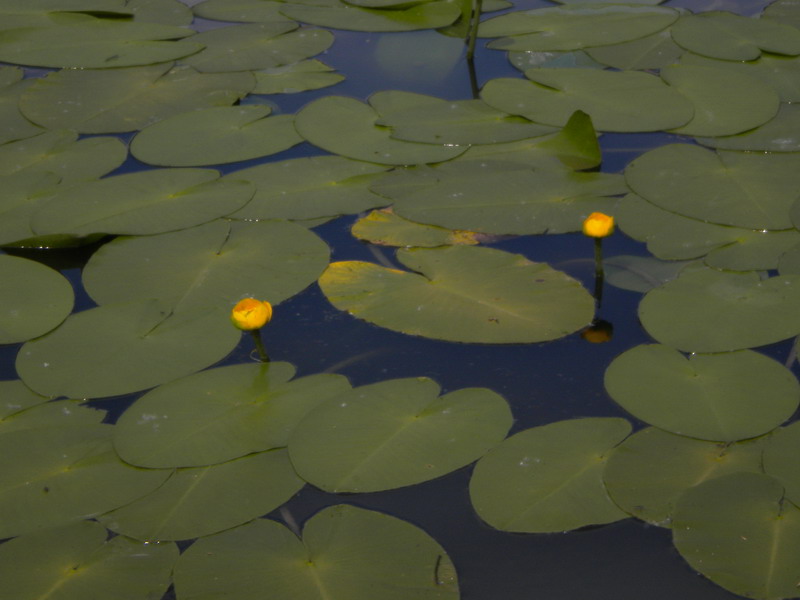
[2,0,800,598]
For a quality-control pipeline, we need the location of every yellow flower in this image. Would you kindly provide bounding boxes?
[231,298,272,331]
[582,212,615,238]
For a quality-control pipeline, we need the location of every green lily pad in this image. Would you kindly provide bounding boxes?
[661,64,779,136]
[0,170,63,247]
[175,505,458,600]
[32,169,255,236]
[0,520,178,600]
[0,1,131,31]
[763,422,800,505]
[128,0,194,25]
[82,219,330,313]
[193,0,293,22]
[19,63,255,134]
[605,344,799,441]
[294,95,467,165]
[0,254,74,345]
[114,362,350,468]
[279,0,461,32]
[670,11,800,60]
[225,156,389,221]
[638,267,800,352]
[0,424,171,537]
[478,5,679,52]
[585,29,684,69]
[469,418,631,533]
[0,399,105,435]
[0,18,202,68]
[130,105,302,166]
[763,0,800,29]
[16,300,240,399]
[0,71,44,144]
[100,448,304,541]
[0,379,50,419]
[319,245,595,343]
[604,255,696,293]
[481,69,693,131]
[252,59,344,94]
[351,209,481,247]
[625,144,800,230]
[289,377,512,492]
[604,427,767,527]
[697,103,800,152]
[672,472,800,599]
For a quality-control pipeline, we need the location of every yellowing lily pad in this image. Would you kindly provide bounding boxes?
[352,209,480,247]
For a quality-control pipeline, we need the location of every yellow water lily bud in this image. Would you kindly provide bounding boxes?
[231,298,272,331]
[582,212,615,238]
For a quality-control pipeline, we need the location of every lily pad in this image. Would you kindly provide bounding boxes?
[31,169,255,236]
[351,209,480,247]
[481,69,693,131]
[0,254,74,345]
[0,423,170,537]
[604,344,799,441]
[697,102,800,152]
[175,504,459,600]
[0,170,62,247]
[672,472,800,599]
[279,0,461,32]
[225,156,389,221]
[0,72,43,144]
[130,105,302,166]
[585,29,684,70]
[193,0,293,22]
[638,267,800,353]
[604,255,696,293]
[469,418,631,533]
[288,377,512,492]
[82,219,330,313]
[16,300,241,399]
[763,422,800,505]
[0,520,178,600]
[604,427,767,527]
[253,59,344,94]
[319,245,595,343]
[19,63,255,134]
[294,95,467,165]
[0,399,105,434]
[0,379,50,420]
[100,449,304,541]
[114,362,351,467]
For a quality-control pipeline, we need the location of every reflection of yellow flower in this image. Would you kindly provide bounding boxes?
[582,212,615,238]
[581,319,613,343]
[231,298,272,331]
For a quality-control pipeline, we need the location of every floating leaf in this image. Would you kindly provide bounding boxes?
[585,29,683,70]
[638,268,800,353]
[603,427,768,527]
[289,377,512,492]
[114,362,350,467]
[82,220,330,313]
[279,0,461,32]
[672,472,800,599]
[100,449,304,541]
[128,0,194,25]
[16,300,240,399]
[605,344,799,441]
[0,379,49,420]
[252,59,344,94]
[0,399,105,434]
[352,209,480,247]
[319,245,595,343]
[0,70,43,144]
[174,505,459,600]
[0,521,178,600]
[0,424,170,537]
[763,422,800,505]
[193,0,293,23]
[0,254,74,344]
[469,418,631,532]
[697,103,800,152]
[19,64,255,134]
[481,69,693,131]
[604,255,696,293]
[32,169,255,236]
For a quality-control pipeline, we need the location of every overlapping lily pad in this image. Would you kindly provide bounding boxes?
[469,418,631,532]
[352,209,480,247]
[0,170,62,247]
[193,0,293,23]
[319,245,595,343]
[0,399,105,434]
[0,379,50,420]
[288,377,512,492]
[0,423,171,537]
[604,344,799,441]
[279,0,461,32]
[604,255,695,293]
[584,30,684,70]
[0,68,43,144]
[114,362,351,467]
[0,520,178,600]
[763,422,800,505]
[697,103,800,152]
[252,59,344,94]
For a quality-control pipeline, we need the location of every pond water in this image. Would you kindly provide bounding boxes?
[1,0,799,598]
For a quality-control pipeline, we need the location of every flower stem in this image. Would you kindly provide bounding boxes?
[466,0,483,62]
[249,329,270,362]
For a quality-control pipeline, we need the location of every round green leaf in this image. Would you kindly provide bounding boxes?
[0,73,44,144]
[174,505,459,600]
[469,418,631,533]
[638,268,800,352]
[604,255,695,293]
[114,362,351,467]
[100,448,304,541]
[0,424,170,537]
[319,245,595,343]
[603,427,767,527]
[82,219,330,313]
[289,377,512,492]
[763,422,800,505]
[0,520,178,600]
[193,0,294,23]
[279,0,461,32]
[605,344,799,441]
[294,95,467,165]
[672,472,800,599]
[351,209,481,248]
[252,59,344,94]
[0,379,49,420]
[32,168,255,236]
[0,170,63,247]
[585,30,684,70]
[0,254,73,344]
[16,300,240,399]
[0,399,105,435]
[481,69,693,131]
[698,102,800,152]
